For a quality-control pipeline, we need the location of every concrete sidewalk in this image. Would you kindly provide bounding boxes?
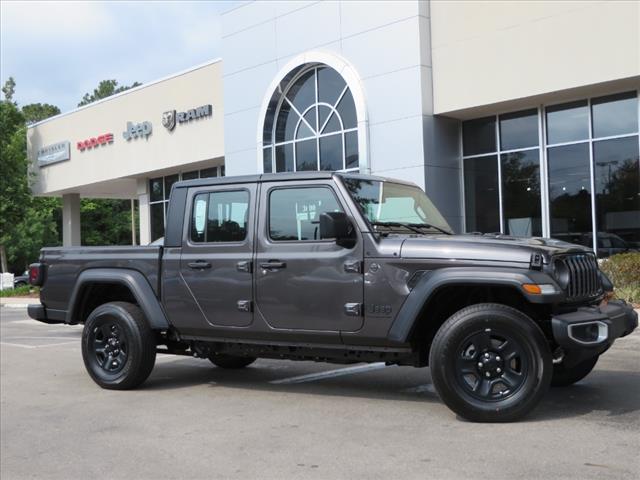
[0,297,38,308]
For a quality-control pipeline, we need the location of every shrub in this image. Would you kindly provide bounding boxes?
[599,252,640,305]
[0,285,38,297]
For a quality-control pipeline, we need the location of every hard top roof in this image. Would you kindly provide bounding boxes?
[173,171,417,190]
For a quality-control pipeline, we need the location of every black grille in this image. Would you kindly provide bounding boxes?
[555,254,602,300]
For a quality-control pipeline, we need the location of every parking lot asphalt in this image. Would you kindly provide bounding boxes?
[1,306,639,480]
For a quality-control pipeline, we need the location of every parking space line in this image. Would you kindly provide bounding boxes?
[270,362,387,385]
[0,340,78,349]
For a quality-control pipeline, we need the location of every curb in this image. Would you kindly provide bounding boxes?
[0,303,33,309]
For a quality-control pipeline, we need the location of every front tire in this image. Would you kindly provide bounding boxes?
[82,302,156,390]
[429,303,552,422]
[208,353,256,369]
[551,355,598,387]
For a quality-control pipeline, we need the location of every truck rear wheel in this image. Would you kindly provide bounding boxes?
[208,353,256,369]
[551,355,599,387]
[429,303,552,422]
[82,302,156,390]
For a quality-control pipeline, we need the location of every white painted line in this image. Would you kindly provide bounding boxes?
[270,362,388,385]
[0,304,31,309]
[0,340,77,349]
[0,341,37,349]
[5,336,78,340]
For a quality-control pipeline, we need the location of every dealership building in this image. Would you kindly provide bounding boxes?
[27,0,639,254]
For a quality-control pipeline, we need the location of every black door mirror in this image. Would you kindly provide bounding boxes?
[319,212,355,247]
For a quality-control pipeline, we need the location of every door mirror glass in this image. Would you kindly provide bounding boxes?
[319,211,355,247]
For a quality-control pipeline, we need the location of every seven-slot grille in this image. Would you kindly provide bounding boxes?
[557,254,602,300]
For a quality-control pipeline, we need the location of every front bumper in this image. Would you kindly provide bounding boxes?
[551,300,638,366]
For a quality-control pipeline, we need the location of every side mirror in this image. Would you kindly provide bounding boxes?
[319,211,355,247]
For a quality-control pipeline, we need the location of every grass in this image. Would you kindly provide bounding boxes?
[0,285,39,298]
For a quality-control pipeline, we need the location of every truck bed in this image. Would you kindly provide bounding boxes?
[39,246,162,312]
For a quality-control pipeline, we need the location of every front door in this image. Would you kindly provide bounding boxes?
[180,184,256,328]
[255,181,364,333]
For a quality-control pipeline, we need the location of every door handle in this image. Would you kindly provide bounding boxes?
[259,261,287,271]
[188,261,212,269]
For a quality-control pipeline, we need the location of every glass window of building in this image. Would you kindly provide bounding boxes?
[149,165,225,241]
[262,64,358,173]
[463,91,638,256]
[462,108,542,236]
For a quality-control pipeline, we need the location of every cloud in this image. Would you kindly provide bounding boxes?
[0,1,234,111]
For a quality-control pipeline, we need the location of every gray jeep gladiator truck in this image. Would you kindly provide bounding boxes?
[28,172,637,422]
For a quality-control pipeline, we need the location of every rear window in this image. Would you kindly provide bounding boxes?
[191,190,249,243]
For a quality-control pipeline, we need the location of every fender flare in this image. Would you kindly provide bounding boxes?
[387,267,562,343]
[66,268,170,330]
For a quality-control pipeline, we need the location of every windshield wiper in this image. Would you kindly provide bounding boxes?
[371,221,452,236]
[405,222,452,235]
[370,221,424,235]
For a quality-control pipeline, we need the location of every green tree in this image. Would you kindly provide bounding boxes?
[2,77,16,102]
[78,79,141,107]
[0,102,29,271]
[22,103,61,124]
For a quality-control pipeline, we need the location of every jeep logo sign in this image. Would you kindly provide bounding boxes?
[123,121,152,141]
[162,105,212,131]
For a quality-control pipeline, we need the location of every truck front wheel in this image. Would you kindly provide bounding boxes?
[429,303,552,422]
[82,302,156,390]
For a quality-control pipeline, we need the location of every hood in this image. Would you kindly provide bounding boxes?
[400,234,591,264]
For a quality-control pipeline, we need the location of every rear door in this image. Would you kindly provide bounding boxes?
[254,180,364,333]
[179,184,256,328]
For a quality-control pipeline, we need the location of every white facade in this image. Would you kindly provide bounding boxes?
[26,0,640,254]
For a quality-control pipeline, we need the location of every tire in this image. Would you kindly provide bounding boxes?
[208,353,256,369]
[82,302,156,390]
[551,355,598,387]
[429,303,552,423]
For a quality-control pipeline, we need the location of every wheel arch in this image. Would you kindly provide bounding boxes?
[387,267,558,346]
[67,269,170,330]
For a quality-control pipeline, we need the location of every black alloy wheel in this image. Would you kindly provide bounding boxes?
[82,302,156,390]
[455,329,528,402]
[89,321,128,374]
[429,303,552,422]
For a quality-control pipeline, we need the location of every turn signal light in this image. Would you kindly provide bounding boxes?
[522,284,542,294]
[522,284,557,295]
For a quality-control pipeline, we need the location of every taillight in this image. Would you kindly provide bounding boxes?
[29,263,44,286]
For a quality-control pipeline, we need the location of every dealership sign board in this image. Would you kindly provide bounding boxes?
[37,141,70,167]
[77,133,114,151]
[123,121,152,141]
[162,104,212,131]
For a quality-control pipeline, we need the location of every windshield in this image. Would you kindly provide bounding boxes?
[342,177,453,234]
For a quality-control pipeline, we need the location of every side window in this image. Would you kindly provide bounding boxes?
[269,187,342,241]
[191,190,249,243]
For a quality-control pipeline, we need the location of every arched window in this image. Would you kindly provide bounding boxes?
[262,65,359,173]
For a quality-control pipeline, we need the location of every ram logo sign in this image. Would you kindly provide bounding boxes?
[162,104,212,131]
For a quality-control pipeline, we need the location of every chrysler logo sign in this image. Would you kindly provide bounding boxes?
[162,104,212,131]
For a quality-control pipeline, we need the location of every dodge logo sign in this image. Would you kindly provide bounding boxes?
[77,133,114,151]
[162,104,212,131]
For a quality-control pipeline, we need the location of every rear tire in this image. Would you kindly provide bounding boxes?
[82,302,156,390]
[551,355,598,387]
[429,303,552,422]
[208,353,256,369]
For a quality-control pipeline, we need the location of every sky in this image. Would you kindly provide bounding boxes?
[1,0,237,113]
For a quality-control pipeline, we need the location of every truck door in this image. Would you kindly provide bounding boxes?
[254,180,364,333]
[179,184,256,328]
